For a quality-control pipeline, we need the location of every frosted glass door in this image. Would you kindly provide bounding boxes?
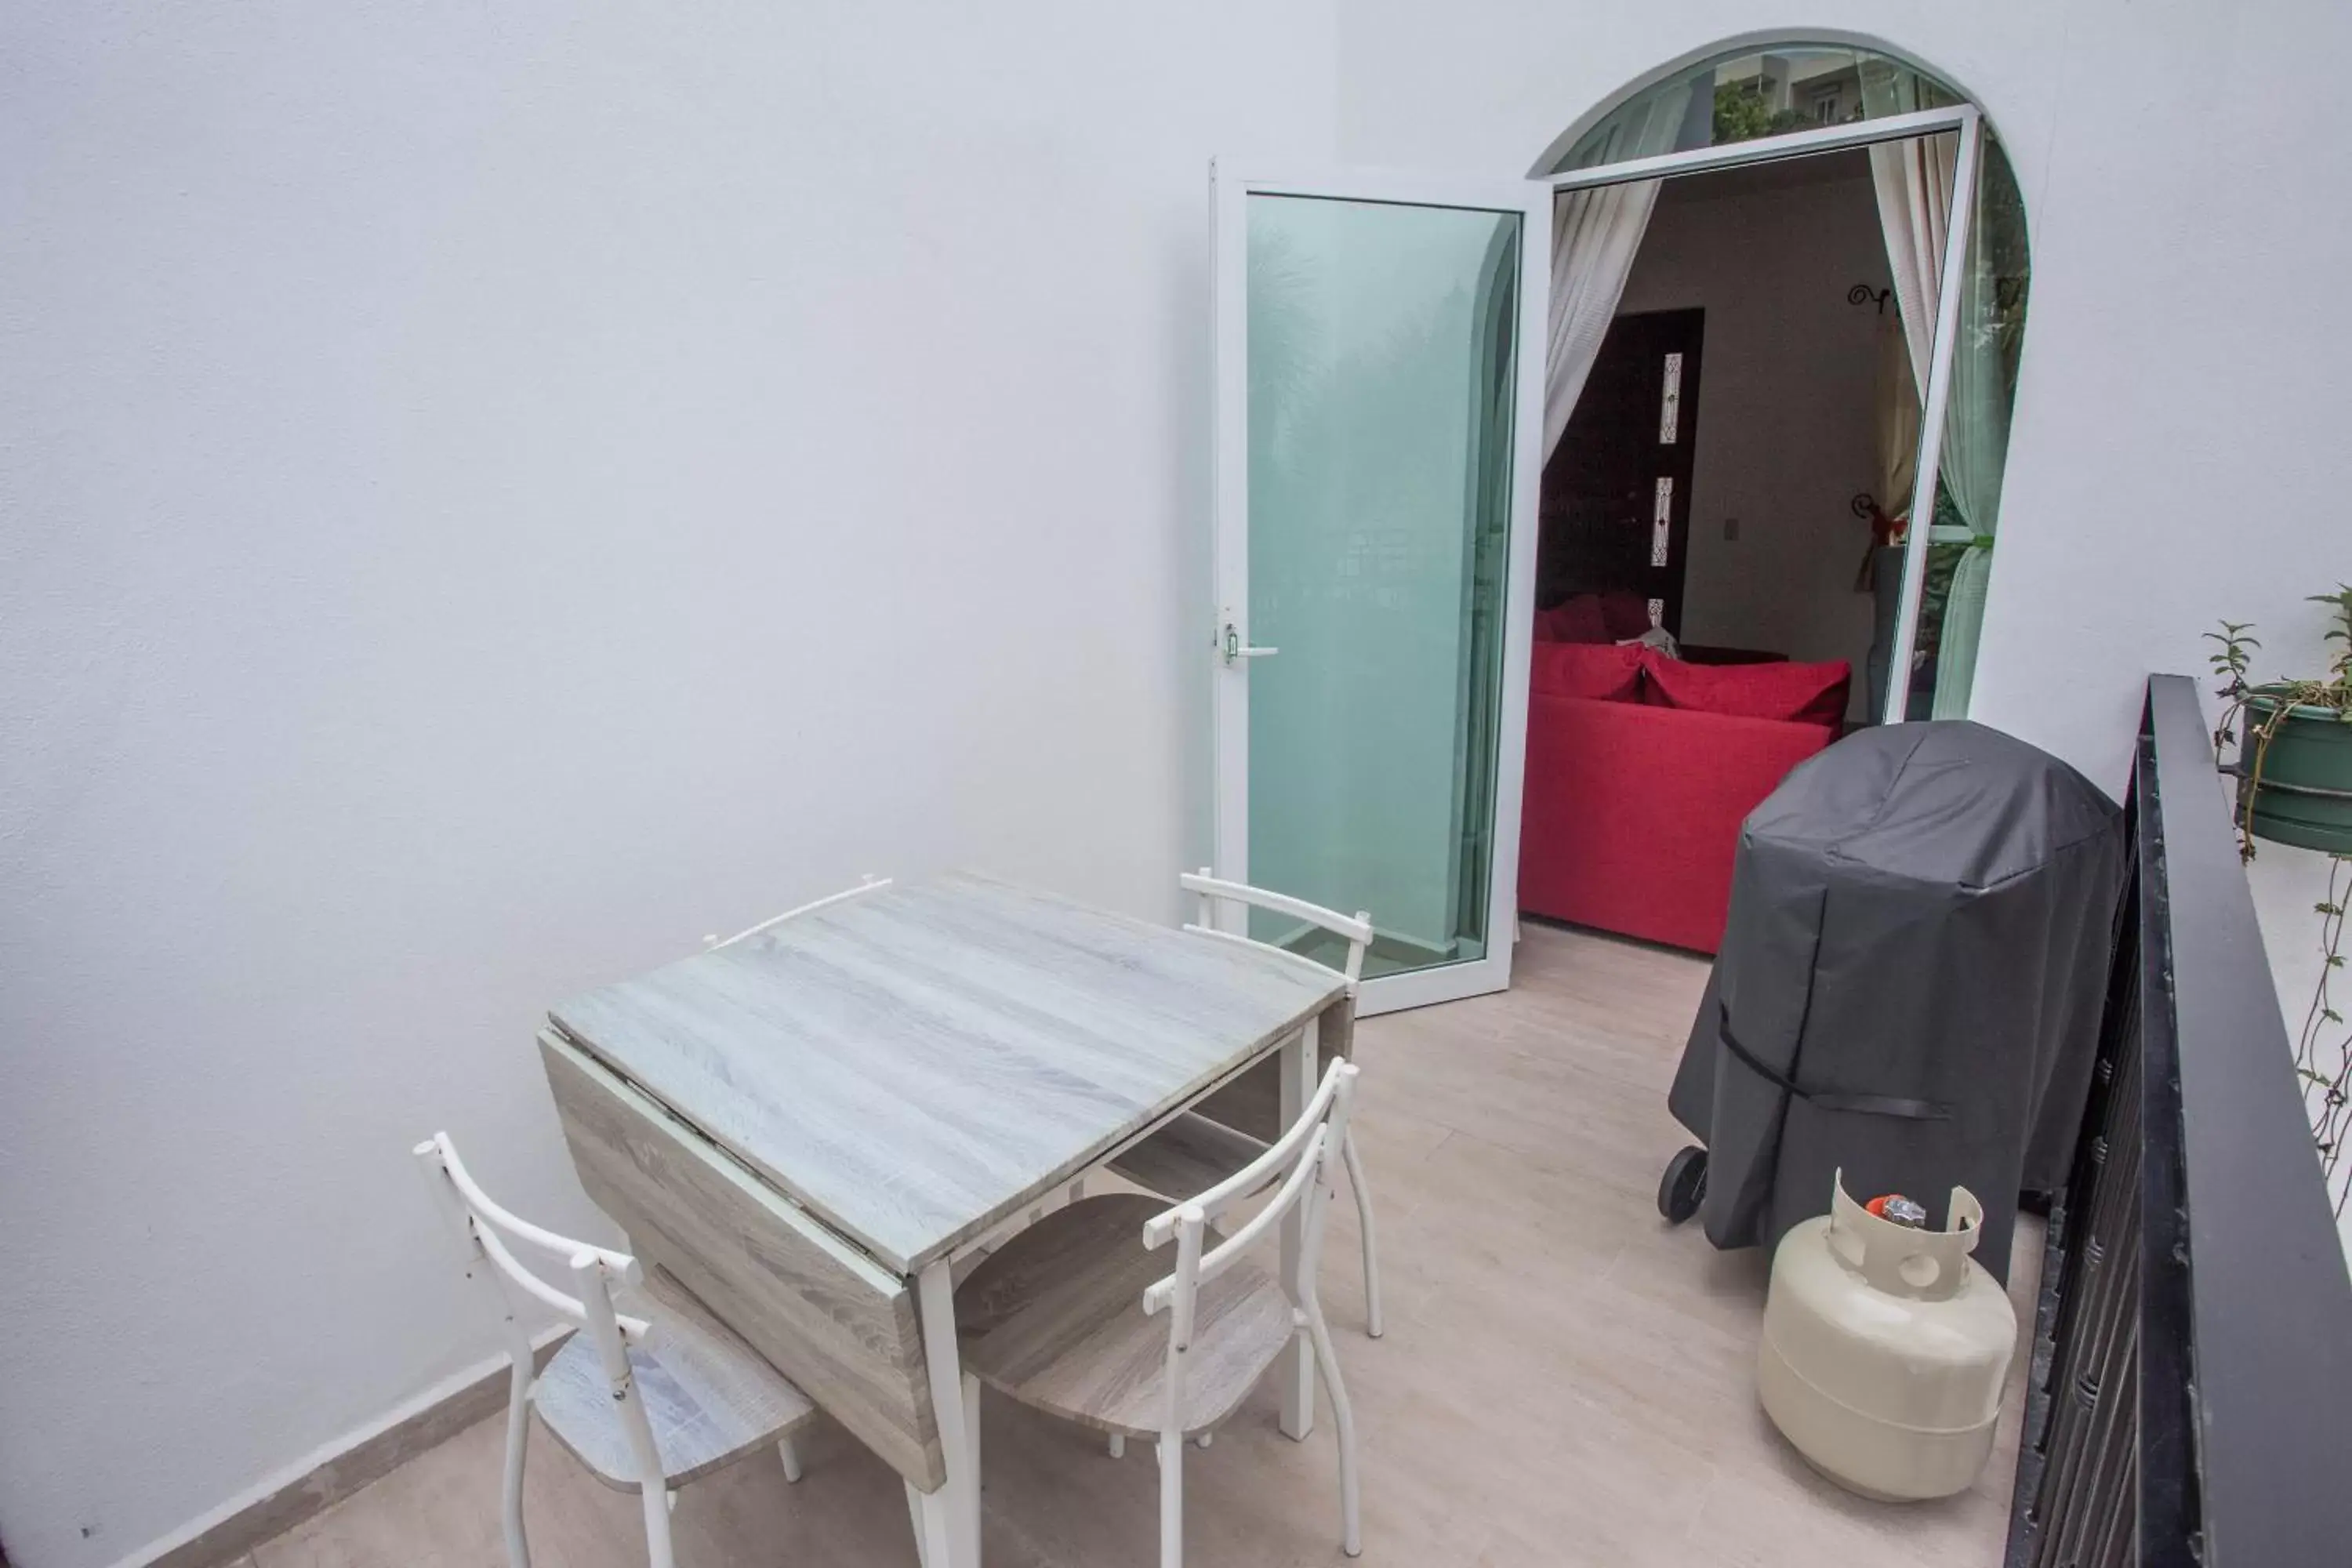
[1210,170,1548,1014]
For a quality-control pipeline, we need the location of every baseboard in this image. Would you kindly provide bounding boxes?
[115,1329,570,1568]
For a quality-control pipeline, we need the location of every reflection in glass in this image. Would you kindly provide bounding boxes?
[1245,194,1521,979]
[1556,44,1966,170]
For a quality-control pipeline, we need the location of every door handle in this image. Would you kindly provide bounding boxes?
[1221,622,1278,666]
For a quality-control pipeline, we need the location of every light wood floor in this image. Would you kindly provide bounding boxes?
[249,923,2033,1568]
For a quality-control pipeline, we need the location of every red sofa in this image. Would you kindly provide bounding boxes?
[1517,642,1848,954]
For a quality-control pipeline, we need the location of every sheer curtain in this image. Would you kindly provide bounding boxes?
[1926,254,2013,718]
[1874,311,1920,529]
[1862,63,2021,720]
[1544,83,1694,459]
[1871,132,1955,402]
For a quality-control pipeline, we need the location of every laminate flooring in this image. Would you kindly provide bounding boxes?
[254,922,2034,1568]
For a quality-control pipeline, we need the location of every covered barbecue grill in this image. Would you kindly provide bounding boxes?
[1661,720,2125,1284]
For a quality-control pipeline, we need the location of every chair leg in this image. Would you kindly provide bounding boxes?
[499,1363,532,1568]
[1342,1128,1384,1339]
[1304,1312,1363,1557]
[1107,1432,1124,1458]
[640,1483,678,1568]
[1156,1432,1185,1568]
[777,1434,803,1483]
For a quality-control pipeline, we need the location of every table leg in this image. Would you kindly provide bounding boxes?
[962,1371,981,1555]
[1278,1014,1319,1440]
[915,1258,981,1567]
[905,1481,939,1568]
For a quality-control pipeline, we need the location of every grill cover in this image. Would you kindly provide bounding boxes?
[1668,721,2125,1283]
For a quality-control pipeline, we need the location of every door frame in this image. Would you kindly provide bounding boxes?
[1210,165,1552,1015]
[1544,101,1983,720]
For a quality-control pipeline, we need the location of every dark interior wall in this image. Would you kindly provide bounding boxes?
[1614,150,1894,720]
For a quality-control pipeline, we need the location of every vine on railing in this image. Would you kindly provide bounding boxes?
[2295,855,2352,1215]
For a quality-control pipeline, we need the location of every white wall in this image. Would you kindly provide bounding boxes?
[0,5,1335,1565]
[1616,158,1893,717]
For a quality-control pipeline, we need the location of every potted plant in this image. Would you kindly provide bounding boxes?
[2209,588,2352,1217]
[2208,584,2352,856]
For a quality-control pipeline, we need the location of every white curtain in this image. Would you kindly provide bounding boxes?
[1871,136,1954,404]
[1857,308,1918,598]
[1868,131,2005,719]
[1929,254,2012,720]
[1543,84,1693,460]
[1874,311,1920,526]
[1544,184,1661,458]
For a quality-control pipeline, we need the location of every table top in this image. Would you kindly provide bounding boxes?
[549,872,1344,1275]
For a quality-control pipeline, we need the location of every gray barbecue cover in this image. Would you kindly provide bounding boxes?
[1668,721,2125,1284]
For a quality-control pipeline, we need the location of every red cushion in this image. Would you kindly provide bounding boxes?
[1530,641,1643,701]
[1563,595,1613,644]
[1598,590,1653,641]
[1518,694,1837,953]
[1536,597,1611,644]
[1642,652,1850,727]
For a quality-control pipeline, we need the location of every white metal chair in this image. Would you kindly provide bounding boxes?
[704,873,892,950]
[956,1059,1366,1567]
[1111,870,1386,1338]
[413,1134,820,1568]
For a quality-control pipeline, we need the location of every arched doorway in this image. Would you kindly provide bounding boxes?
[1534,38,2030,721]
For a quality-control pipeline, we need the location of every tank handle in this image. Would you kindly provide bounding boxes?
[1827,1170,1983,1301]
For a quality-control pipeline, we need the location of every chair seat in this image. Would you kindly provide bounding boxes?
[534,1265,818,1492]
[956,1194,1297,1439]
[1109,1112,1270,1200]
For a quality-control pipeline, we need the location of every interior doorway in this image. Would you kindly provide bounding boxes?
[1540,307,1704,639]
[1537,41,2031,725]
[1514,39,2032,959]
[1540,147,1906,723]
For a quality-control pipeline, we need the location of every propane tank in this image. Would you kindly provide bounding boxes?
[1756,1171,2016,1502]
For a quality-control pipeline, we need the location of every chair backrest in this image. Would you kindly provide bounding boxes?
[1179,869,1373,994]
[1139,1058,1360,1437]
[705,873,891,950]
[413,1134,669,1494]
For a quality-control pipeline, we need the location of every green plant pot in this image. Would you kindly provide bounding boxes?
[2240,691,2352,854]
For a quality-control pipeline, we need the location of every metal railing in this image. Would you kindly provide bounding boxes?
[2005,674,2352,1566]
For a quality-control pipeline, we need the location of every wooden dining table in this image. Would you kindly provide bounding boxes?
[536,872,1350,1568]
